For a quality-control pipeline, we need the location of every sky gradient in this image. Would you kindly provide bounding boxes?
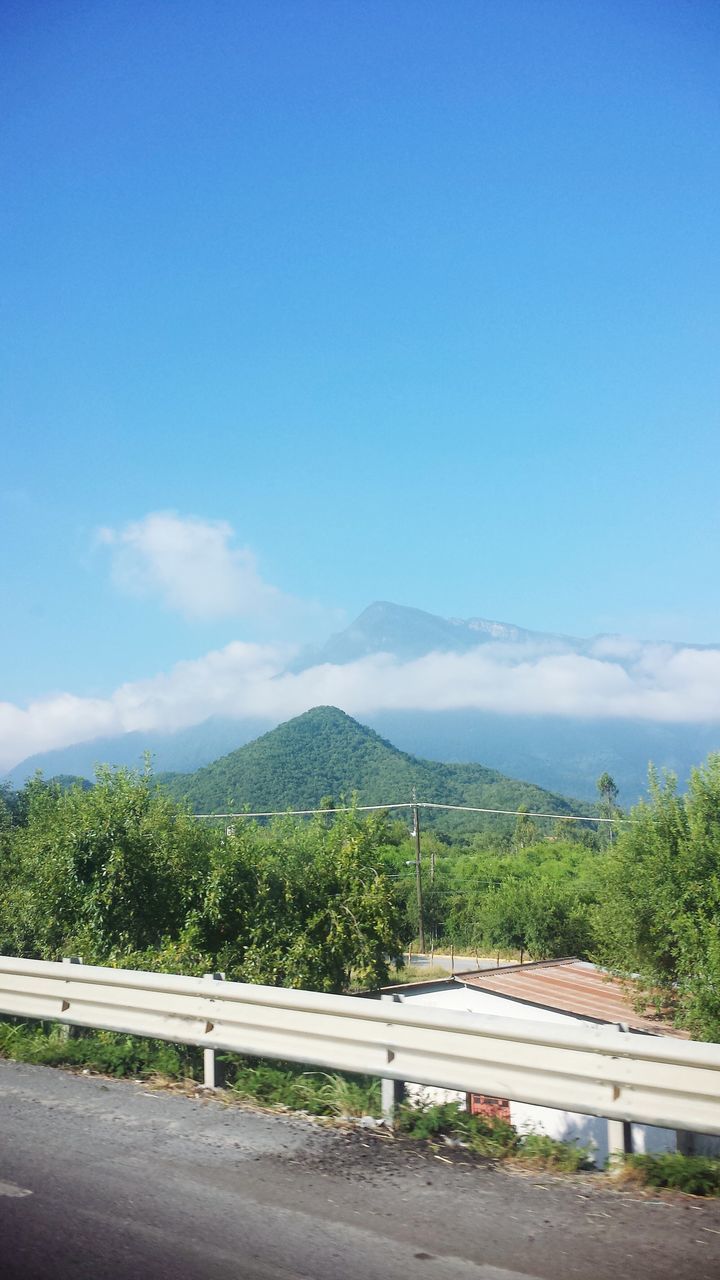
[2,1,719,764]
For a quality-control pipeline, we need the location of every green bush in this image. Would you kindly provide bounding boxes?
[623,1153,720,1196]
[0,1020,199,1078]
[397,1100,467,1141]
[396,1100,594,1167]
[397,1101,518,1157]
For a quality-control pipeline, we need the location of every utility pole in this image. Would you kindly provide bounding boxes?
[411,787,425,954]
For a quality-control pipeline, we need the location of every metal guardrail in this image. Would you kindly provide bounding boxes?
[0,955,719,1135]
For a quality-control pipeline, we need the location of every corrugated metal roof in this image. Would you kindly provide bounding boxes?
[454,959,687,1038]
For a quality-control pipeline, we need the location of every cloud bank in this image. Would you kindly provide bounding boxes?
[3,639,720,773]
[98,512,284,621]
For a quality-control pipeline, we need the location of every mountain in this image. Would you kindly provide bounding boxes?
[7,601,720,803]
[6,716,272,788]
[366,710,720,803]
[295,600,576,667]
[160,705,587,826]
[298,600,717,667]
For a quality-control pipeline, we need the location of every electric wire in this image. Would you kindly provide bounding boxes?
[193,800,624,823]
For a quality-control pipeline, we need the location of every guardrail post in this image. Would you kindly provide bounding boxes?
[58,957,82,1040]
[607,1023,633,1166]
[381,993,405,1125]
[676,1129,696,1155]
[203,972,225,1090]
[607,1119,633,1160]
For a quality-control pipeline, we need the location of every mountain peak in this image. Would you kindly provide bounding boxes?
[162,705,580,825]
[301,600,567,668]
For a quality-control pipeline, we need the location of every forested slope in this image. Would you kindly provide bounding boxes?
[160,706,587,824]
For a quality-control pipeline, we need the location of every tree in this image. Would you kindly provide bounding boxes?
[194,809,404,991]
[513,806,538,851]
[478,877,593,963]
[0,772,405,993]
[0,768,212,964]
[594,755,720,1040]
[596,772,619,841]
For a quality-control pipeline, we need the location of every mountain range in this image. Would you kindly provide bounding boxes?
[7,601,720,800]
[293,600,576,667]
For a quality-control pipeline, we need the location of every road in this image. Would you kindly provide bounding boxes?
[407,953,511,974]
[1,1059,719,1280]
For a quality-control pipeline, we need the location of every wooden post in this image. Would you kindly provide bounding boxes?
[411,790,425,954]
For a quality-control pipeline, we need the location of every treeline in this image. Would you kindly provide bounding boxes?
[387,836,602,963]
[380,757,720,1040]
[0,769,405,992]
[2,755,720,1039]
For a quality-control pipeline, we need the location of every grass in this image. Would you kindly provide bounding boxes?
[516,1133,594,1173]
[396,1100,593,1170]
[385,963,455,985]
[0,1018,380,1118]
[0,1019,198,1078]
[620,1153,720,1197]
[224,1060,380,1117]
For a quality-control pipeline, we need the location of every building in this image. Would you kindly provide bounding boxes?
[374,958,716,1166]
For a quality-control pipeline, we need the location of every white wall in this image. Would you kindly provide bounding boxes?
[395,982,678,1166]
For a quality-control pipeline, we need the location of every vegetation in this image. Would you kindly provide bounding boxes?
[596,772,620,832]
[396,1100,592,1169]
[0,1021,380,1116]
[0,1021,197,1079]
[0,767,405,992]
[4,743,720,1042]
[159,706,589,832]
[383,835,603,962]
[620,1152,720,1197]
[383,963,453,986]
[594,755,720,1040]
[227,1062,379,1117]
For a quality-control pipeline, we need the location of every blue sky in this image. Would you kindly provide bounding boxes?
[1,1,719,764]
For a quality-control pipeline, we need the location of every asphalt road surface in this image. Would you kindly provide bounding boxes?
[407,954,509,973]
[1,1059,719,1280]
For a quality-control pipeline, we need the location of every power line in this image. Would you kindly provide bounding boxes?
[193,802,413,819]
[193,800,625,824]
[419,801,625,823]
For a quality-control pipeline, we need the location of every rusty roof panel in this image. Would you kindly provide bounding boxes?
[456,960,687,1038]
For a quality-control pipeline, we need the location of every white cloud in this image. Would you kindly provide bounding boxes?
[3,639,720,773]
[587,635,645,661]
[98,512,284,620]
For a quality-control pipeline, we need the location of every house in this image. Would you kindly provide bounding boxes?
[373,958,717,1166]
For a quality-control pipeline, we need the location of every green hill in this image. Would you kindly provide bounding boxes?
[161,706,590,828]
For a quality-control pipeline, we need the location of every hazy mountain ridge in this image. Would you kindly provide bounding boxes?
[294,600,579,668]
[300,600,717,669]
[7,717,272,788]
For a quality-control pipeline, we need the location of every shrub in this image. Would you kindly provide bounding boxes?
[396,1100,594,1167]
[622,1153,720,1196]
[0,1020,199,1078]
[397,1100,519,1157]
